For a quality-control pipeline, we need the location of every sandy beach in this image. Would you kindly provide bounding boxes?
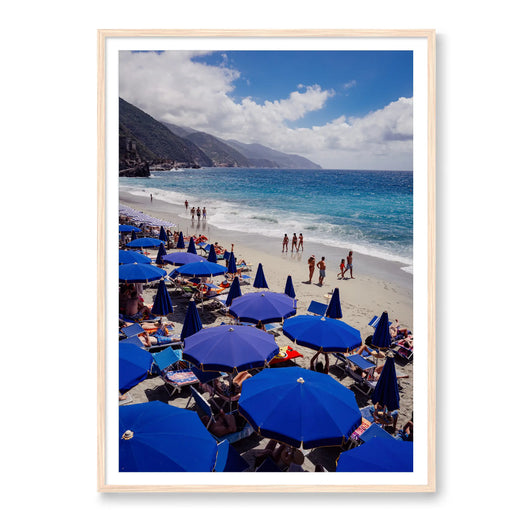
[119,188,414,472]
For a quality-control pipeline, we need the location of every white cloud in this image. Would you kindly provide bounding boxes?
[344,80,357,90]
[119,51,412,169]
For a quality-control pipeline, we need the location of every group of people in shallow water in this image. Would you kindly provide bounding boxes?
[306,251,354,286]
[184,200,207,221]
[282,233,304,252]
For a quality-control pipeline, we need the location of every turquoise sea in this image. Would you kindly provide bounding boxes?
[120,168,413,269]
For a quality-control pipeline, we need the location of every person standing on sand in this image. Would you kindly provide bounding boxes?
[308,255,316,283]
[297,233,303,252]
[282,234,289,252]
[338,259,346,279]
[291,233,298,252]
[150,193,153,202]
[346,251,354,279]
[317,257,326,285]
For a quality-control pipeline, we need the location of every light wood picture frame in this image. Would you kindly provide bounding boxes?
[98,29,435,492]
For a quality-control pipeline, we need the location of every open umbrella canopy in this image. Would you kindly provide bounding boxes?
[371,311,391,350]
[175,232,185,249]
[119,401,218,472]
[161,252,206,266]
[181,300,203,341]
[119,342,153,392]
[207,244,218,263]
[126,237,165,249]
[155,242,167,265]
[227,252,237,274]
[151,279,173,316]
[372,355,400,411]
[159,226,168,242]
[229,291,297,324]
[282,315,362,353]
[119,224,141,233]
[119,263,166,283]
[284,275,296,298]
[183,325,279,372]
[253,263,269,289]
[238,367,362,449]
[187,236,197,254]
[326,288,342,319]
[173,260,227,278]
[225,276,242,307]
[119,249,152,265]
[336,436,413,472]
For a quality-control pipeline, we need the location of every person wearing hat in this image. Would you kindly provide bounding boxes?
[307,255,316,283]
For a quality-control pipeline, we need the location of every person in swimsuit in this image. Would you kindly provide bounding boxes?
[317,257,326,285]
[291,233,298,252]
[282,234,289,252]
[196,207,201,220]
[346,251,354,279]
[308,255,315,283]
[191,207,195,219]
[202,207,207,219]
[185,200,189,210]
[297,233,303,251]
[338,259,346,279]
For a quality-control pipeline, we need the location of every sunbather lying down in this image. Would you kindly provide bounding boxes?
[212,371,253,398]
[253,440,305,468]
[200,410,237,436]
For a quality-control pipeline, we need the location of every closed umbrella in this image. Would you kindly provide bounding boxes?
[119,401,218,472]
[159,226,168,242]
[325,288,342,319]
[284,275,296,298]
[207,244,218,263]
[371,355,400,412]
[175,232,185,249]
[253,263,269,289]
[336,436,413,472]
[173,261,227,278]
[119,263,166,283]
[372,311,391,350]
[227,252,237,274]
[119,342,153,392]
[282,315,361,353]
[162,252,206,266]
[155,242,167,265]
[183,325,279,373]
[187,237,197,254]
[225,276,242,307]
[181,300,203,341]
[238,367,362,449]
[119,249,152,265]
[151,279,173,316]
[229,291,296,324]
[127,237,164,249]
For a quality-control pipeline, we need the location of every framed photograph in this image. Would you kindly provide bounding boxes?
[98,29,435,492]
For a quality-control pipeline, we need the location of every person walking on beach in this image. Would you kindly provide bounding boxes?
[196,207,201,220]
[338,259,346,279]
[202,207,207,219]
[346,251,354,279]
[308,255,316,283]
[191,207,195,220]
[291,233,298,252]
[297,233,303,252]
[150,193,153,202]
[317,257,326,286]
[282,234,289,252]
[185,200,189,210]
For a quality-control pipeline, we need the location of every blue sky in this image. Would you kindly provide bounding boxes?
[120,50,414,169]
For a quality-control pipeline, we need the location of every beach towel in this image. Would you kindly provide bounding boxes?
[269,346,303,365]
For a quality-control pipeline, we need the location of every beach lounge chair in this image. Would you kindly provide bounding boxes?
[264,322,282,335]
[160,367,200,397]
[344,354,378,396]
[121,323,146,338]
[188,386,254,444]
[151,347,183,373]
[395,344,413,362]
[306,300,328,316]
[368,315,393,328]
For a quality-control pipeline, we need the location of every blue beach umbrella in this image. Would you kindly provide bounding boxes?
[162,252,206,266]
[119,224,141,233]
[238,367,362,449]
[253,263,269,289]
[371,311,391,350]
[151,279,173,316]
[155,242,167,265]
[175,232,185,249]
[225,276,242,307]
[183,325,279,373]
[173,260,227,278]
[282,315,361,353]
[336,436,413,472]
[126,237,164,249]
[119,249,152,265]
[207,244,218,263]
[119,401,218,472]
[119,263,166,283]
[371,355,400,411]
[227,252,237,274]
[284,275,296,299]
[181,300,203,341]
[119,342,153,392]
[214,440,249,472]
[187,237,197,255]
[229,291,296,324]
[326,288,342,319]
[159,226,168,242]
